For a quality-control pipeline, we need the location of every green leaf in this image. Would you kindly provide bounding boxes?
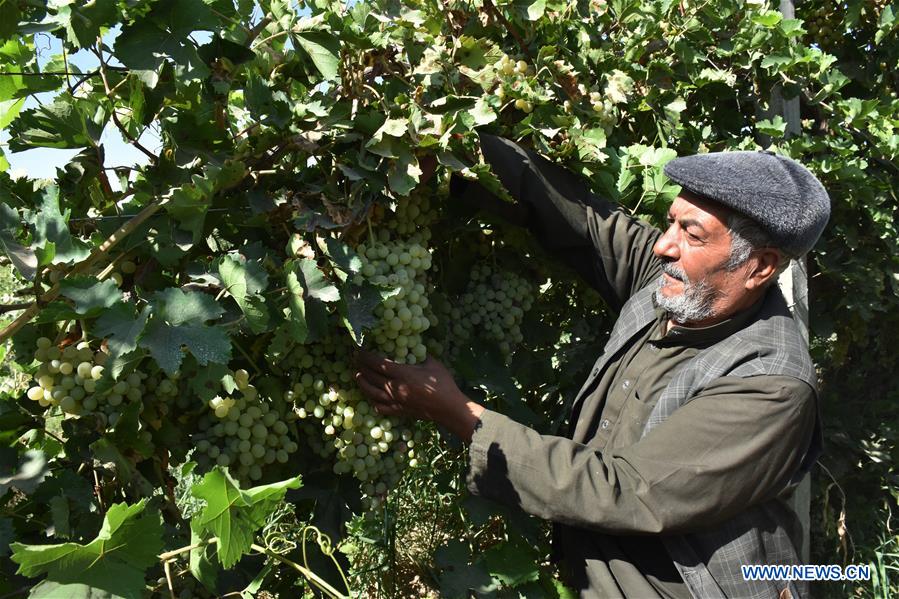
[388,150,422,196]
[527,0,547,20]
[191,468,301,568]
[0,0,21,40]
[0,450,47,495]
[8,98,104,151]
[189,519,219,592]
[0,96,24,128]
[28,580,119,599]
[140,317,232,375]
[482,538,541,587]
[56,0,119,48]
[152,287,225,326]
[294,31,340,80]
[59,277,122,316]
[187,361,229,403]
[322,238,363,275]
[760,54,791,70]
[757,115,787,137]
[218,255,271,334]
[94,303,150,379]
[778,18,804,37]
[10,500,163,599]
[113,21,169,70]
[28,185,91,265]
[0,202,36,279]
[751,10,782,27]
[469,97,497,126]
[296,258,340,302]
[340,283,400,343]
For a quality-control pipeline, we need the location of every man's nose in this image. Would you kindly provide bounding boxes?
[653,226,679,260]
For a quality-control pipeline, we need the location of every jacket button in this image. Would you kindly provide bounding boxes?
[600,419,611,430]
[622,379,631,390]
[592,367,599,376]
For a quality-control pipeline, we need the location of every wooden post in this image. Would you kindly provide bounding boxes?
[772,0,812,564]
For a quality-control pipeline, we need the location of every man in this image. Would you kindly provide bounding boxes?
[355,134,829,598]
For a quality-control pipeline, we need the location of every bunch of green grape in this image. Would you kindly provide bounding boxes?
[191,369,299,482]
[25,337,177,433]
[282,334,422,509]
[440,263,535,360]
[353,194,440,365]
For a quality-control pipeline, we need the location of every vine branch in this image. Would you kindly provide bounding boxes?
[0,197,170,343]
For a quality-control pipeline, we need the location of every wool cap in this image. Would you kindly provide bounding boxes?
[663,151,830,257]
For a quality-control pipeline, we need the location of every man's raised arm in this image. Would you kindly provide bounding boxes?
[453,133,663,312]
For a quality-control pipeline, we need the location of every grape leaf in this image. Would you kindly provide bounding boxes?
[482,537,540,587]
[8,98,104,151]
[152,287,225,326]
[28,185,91,265]
[187,361,230,403]
[0,450,48,495]
[10,500,163,599]
[94,303,150,379]
[28,580,119,599]
[140,318,232,374]
[218,254,271,333]
[189,519,219,592]
[59,277,122,316]
[52,0,118,48]
[294,31,340,80]
[0,202,36,279]
[190,468,302,568]
[339,283,401,344]
[388,150,422,196]
[296,258,340,302]
[469,97,497,126]
[322,238,362,275]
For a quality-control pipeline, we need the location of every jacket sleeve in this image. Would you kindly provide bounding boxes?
[465,375,816,534]
[452,133,663,312]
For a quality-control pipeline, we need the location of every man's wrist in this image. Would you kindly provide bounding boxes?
[440,393,485,443]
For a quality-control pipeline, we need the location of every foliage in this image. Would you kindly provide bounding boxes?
[0,0,896,596]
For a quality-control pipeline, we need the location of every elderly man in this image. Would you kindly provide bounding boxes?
[355,134,828,599]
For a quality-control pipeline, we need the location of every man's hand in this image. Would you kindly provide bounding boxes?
[354,352,485,443]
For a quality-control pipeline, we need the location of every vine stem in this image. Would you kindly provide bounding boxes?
[0,197,170,343]
[158,537,217,562]
[163,559,176,599]
[250,543,349,598]
[302,526,351,596]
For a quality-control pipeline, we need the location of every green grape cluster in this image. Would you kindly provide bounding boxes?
[26,337,177,436]
[283,335,422,509]
[354,195,439,365]
[380,192,436,240]
[192,370,299,483]
[441,263,535,359]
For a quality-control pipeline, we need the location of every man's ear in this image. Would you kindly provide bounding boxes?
[745,248,782,290]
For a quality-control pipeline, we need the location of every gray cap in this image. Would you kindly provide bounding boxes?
[663,151,830,257]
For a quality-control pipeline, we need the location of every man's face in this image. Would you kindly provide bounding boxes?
[652,193,748,325]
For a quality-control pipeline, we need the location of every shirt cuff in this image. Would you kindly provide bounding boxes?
[465,408,508,497]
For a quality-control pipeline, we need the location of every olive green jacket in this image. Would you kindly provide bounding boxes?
[464,135,823,599]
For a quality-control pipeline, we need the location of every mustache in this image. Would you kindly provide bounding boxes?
[660,260,687,282]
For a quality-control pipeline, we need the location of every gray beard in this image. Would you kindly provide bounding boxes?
[653,262,721,324]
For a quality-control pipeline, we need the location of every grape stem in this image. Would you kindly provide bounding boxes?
[302,525,351,595]
[163,559,176,599]
[158,537,218,562]
[250,543,350,598]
